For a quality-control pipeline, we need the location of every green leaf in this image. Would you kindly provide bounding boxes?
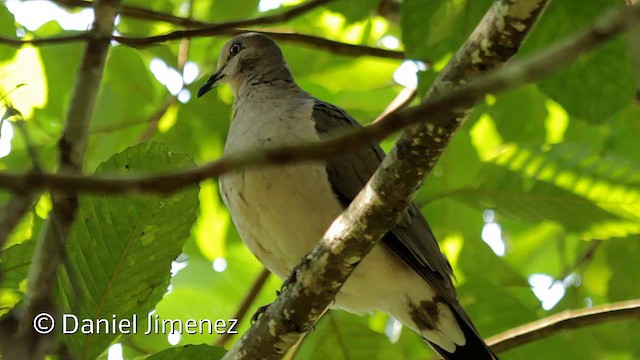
[606,237,640,302]
[327,0,380,23]
[55,142,199,360]
[207,0,259,21]
[401,0,493,61]
[487,86,548,144]
[146,344,226,360]
[452,165,626,238]
[295,311,403,360]
[0,3,17,62]
[523,1,635,124]
[0,240,35,291]
[450,143,640,239]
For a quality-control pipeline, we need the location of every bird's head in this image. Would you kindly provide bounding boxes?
[198,32,293,98]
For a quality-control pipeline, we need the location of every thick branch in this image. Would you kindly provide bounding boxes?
[488,299,640,353]
[14,1,121,358]
[222,0,554,358]
[1,3,637,196]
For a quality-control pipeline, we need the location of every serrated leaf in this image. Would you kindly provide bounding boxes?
[452,143,640,239]
[55,142,199,360]
[146,344,226,360]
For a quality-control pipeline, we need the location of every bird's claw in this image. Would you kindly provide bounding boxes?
[251,303,271,324]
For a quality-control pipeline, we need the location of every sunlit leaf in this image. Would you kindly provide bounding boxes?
[55,143,199,359]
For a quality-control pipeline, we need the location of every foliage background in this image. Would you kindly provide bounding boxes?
[0,0,639,359]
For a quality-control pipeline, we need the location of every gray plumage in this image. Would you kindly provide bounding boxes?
[198,32,497,360]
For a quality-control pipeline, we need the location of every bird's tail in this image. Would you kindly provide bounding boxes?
[426,309,498,360]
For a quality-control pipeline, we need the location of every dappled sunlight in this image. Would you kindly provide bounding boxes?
[167,331,181,345]
[488,142,640,239]
[544,99,569,144]
[441,233,463,280]
[149,58,183,96]
[392,60,426,89]
[378,35,400,50]
[481,210,506,256]
[0,47,47,119]
[528,273,566,310]
[107,343,123,360]
[212,257,228,272]
[258,0,283,12]
[6,0,93,31]
[470,114,503,161]
[0,120,13,159]
[384,317,403,344]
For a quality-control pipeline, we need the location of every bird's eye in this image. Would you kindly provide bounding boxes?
[229,43,242,56]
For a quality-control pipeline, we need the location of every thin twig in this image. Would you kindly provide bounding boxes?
[0,0,405,60]
[372,86,417,123]
[487,299,640,353]
[1,4,637,195]
[52,0,209,27]
[135,96,177,144]
[215,268,271,347]
[557,239,602,281]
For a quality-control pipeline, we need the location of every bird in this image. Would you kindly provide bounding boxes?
[198,32,498,360]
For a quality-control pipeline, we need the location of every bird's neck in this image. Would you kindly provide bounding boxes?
[233,77,302,103]
[231,63,295,94]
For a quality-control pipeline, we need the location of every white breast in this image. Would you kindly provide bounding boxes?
[220,93,341,278]
[217,89,458,348]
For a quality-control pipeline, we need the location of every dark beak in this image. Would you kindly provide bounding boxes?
[197,67,225,98]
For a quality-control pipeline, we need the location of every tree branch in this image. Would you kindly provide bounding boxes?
[487,299,640,353]
[0,0,404,60]
[222,0,554,358]
[1,3,637,197]
[53,0,332,27]
[13,1,122,359]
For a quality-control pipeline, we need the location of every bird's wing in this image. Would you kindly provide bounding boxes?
[311,100,460,306]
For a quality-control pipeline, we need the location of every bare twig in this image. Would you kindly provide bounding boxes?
[558,239,602,281]
[52,0,209,27]
[14,1,122,359]
[135,96,177,144]
[487,299,640,353]
[215,268,271,347]
[372,86,417,123]
[226,31,405,60]
[0,33,88,46]
[1,3,637,196]
[0,0,405,60]
[52,0,332,28]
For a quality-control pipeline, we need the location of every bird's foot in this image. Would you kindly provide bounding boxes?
[251,303,271,324]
